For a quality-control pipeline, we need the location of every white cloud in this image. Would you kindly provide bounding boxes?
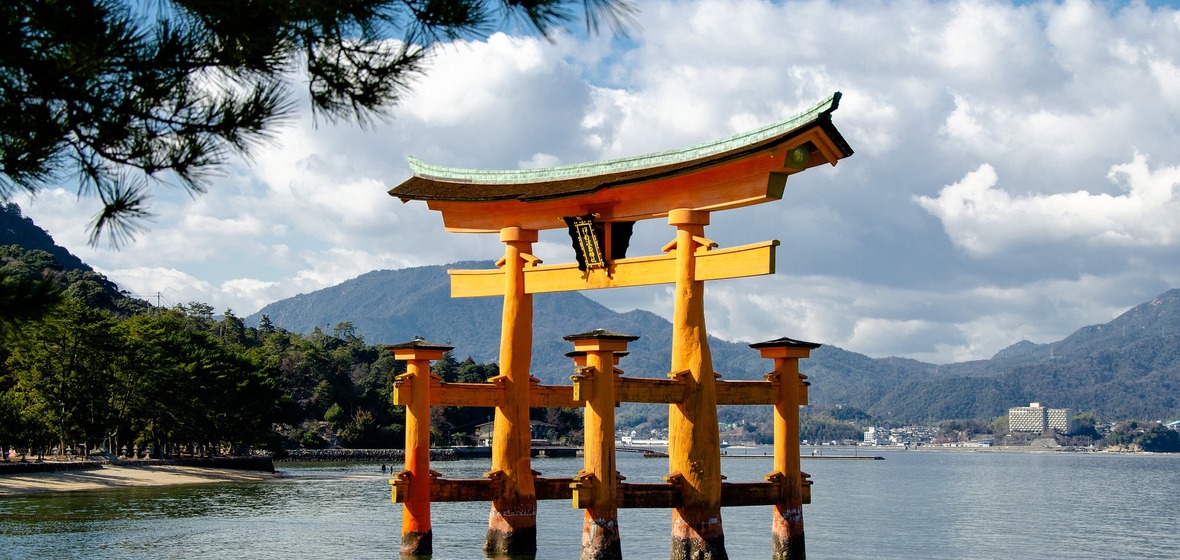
[15,0,1180,364]
[916,155,1180,257]
[99,267,217,308]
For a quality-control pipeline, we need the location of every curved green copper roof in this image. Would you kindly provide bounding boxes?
[408,93,843,185]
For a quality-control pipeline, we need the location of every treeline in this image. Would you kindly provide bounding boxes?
[1104,421,1180,452]
[0,244,547,459]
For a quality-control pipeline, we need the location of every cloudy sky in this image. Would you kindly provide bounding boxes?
[16,0,1180,364]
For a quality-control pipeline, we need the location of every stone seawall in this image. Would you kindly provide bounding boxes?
[277,448,456,462]
[0,461,104,475]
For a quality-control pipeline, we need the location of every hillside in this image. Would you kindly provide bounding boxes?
[1,203,87,271]
[246,263,767,385]
[8,203,1175,424]
[1,203,148,316]
[250,263,1180,423]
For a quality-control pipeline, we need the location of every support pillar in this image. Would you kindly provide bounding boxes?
[485,227,540,556]
[565,329,638,560]
[666,209,727,560]
[387,339,454,558]
[752,337,820,560]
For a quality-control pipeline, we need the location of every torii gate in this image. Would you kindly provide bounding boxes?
[387,93,853,559]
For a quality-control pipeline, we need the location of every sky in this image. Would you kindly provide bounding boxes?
[15,0,1180,364]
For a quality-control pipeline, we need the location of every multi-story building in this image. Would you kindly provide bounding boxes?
[1046,407,1075,434]
[1008,402,1073,434]
[864,427,885,446]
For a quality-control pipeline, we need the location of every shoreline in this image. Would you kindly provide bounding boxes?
[0,463,277,497]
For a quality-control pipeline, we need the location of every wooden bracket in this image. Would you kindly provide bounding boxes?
[389,470,412,503]
[571,470,595,509]
[391,378,409,406]
[692,235,718,251]
[571,367,595,401]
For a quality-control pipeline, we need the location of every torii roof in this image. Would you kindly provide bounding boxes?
[390,93,853,233]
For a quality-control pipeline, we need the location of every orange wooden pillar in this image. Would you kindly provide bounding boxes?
[566,329,638,560]
[485,226,539,555]
[666,208,727,559]
[387,338,453,558]
[752,337,819,560]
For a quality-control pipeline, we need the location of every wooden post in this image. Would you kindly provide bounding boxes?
[387,339,453,558]
[565,330,638,560]
[666,209,727,560]
[752,337,820,560]
[485,226,540,556]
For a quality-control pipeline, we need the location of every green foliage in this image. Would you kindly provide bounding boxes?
[1137,425,1180,452]
[324,403,345,427]
[1105,422,1180,452]
[0,247,62,330]
[0,281,425,455]
[299,430,327,449]
[0,1,634,244]
[1071,412,1101,439]
[935,419,991,443]
[799,413,862,443]
[0,203,88,270]
[3,299,119,454]
[828,405,872,423]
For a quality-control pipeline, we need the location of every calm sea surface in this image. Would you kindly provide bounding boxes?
[2,449,1177,559]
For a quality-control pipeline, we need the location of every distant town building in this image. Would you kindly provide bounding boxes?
[864,427,884,446]
[1009,402,1074,434]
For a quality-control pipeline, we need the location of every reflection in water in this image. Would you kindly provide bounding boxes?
[2,452,1179,559]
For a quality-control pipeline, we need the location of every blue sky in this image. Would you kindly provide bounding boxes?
[18,0,1180,363]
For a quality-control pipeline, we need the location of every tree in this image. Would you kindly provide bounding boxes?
[1,0,635,245]
[3,299,119,457]
[0,248,62,331]
[1137,424,1180,452]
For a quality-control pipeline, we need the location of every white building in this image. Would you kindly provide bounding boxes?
[864,427,887,446]
[1008,402,1074,434]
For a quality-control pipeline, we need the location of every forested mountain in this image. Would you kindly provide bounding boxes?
[247,263,767,387]
[253,265,1180,424]
[1,203,87,272]
[2,204,441,457]
[1,203,149,317]
[6,201,1175,430]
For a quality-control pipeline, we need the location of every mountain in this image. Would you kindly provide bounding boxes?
[246,262,766,386]
[869,292,1180,422]
[2,203,149,316]
[1,203,88,271]
[251,265,1180,424]
[10,202,1171,423]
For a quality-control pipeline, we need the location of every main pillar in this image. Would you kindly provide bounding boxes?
[565,329,638,560]
[667,209,727,560]
[388,338,453,558]
[753,337,819,560]
[484,226,539,556]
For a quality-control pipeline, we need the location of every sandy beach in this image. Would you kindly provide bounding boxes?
[0,464,276,497]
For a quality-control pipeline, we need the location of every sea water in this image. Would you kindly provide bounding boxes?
[1,450,1177,559]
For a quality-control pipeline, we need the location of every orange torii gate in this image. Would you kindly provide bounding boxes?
[386,93,853,559]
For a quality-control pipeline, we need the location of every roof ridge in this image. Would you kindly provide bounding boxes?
[408,92,842,185]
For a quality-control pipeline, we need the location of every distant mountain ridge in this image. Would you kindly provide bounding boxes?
[1,203,88,271]
[246,262,766,387]
[250,264,1180,423]
[9,205,1174,423]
